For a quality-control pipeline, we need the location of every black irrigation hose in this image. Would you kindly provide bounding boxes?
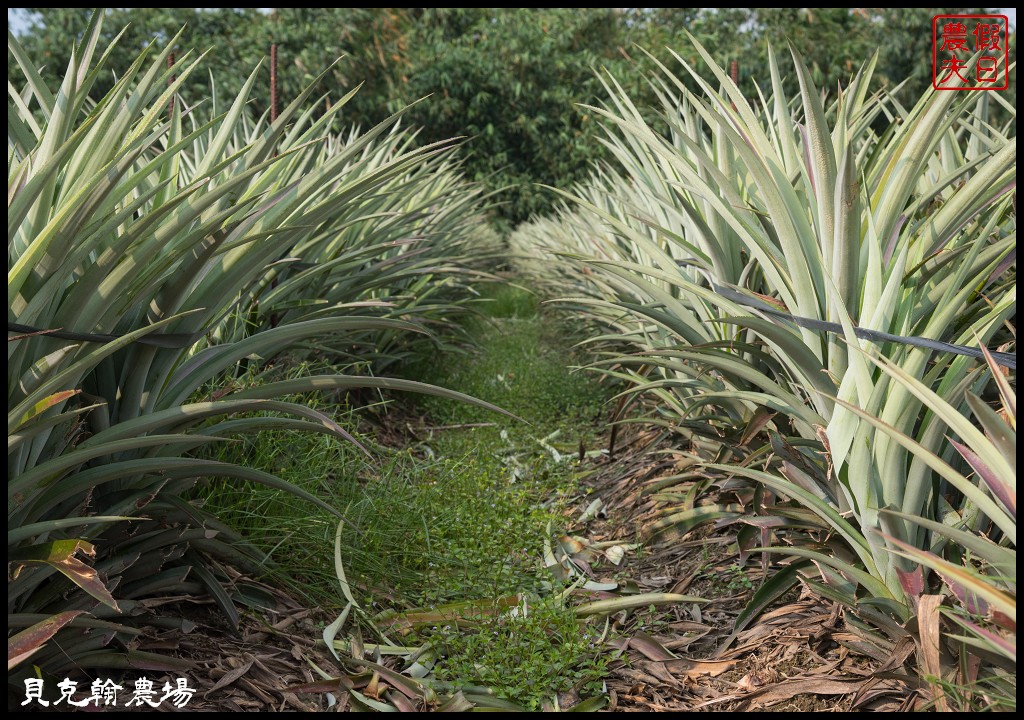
[708,283,1016,370]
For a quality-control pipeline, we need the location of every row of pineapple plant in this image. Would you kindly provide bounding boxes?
[9,13,501,676]
[511,39,1015,705]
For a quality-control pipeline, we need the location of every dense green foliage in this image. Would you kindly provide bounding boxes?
[8,13,499,678]
[513,40,1015,707]
[10,7,1010,224]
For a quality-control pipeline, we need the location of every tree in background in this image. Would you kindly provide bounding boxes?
[7,8,412,129]
[9,7,1012,227]
[396,8,628,227]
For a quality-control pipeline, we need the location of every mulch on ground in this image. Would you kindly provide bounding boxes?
[573,427,923,712]
[111,577,340,712]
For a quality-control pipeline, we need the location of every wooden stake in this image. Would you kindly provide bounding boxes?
[167,52,176,117]
[270,43,279,123]
[730,60,738,111]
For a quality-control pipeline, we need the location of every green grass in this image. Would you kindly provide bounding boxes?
[416,285,607,428]
[202,422,569,606]
[476,282,540,319]
[429,595,609,710]
[202,285,610,603]
[199,284,615,707]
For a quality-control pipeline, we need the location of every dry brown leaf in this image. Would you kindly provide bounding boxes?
[645,657,738,679]
[737,675,870,709]
[286,677,353,694]
[639,661,685,688]
[205,658,254,695]
[916,594,947,711]
[237,677,276,704]
[388,690,418,712]
[670,574,695,594]
[851,681,914,709]
[280,691,313,712]
[629,631,676,661]
[616,667,663,687]
[876,635,917,672]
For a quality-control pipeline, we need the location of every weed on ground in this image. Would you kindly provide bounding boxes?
[201,285,616,707]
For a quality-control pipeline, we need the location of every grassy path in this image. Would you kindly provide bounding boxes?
[379,287,614,707]
[207,287,616,709]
